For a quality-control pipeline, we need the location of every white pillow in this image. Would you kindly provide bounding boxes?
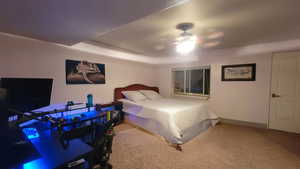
[121,91,148,102]
[139,90,162,100]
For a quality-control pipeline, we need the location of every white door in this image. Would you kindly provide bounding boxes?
[269,51,300,133]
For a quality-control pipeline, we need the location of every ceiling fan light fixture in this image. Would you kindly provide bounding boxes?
[175,23,197,54]
[176,35,197,54]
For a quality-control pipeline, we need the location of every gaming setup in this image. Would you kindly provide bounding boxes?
[0,78,120,169]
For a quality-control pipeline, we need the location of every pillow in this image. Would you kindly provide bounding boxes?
[139,90,162,100]
[121,91,148,102]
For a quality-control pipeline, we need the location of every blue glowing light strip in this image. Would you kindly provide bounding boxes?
[22,128,40,139]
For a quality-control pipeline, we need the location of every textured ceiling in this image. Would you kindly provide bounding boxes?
[93,0,300,57]
[0,0,185,45]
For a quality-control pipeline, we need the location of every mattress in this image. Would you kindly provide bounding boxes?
[120,97,219,144]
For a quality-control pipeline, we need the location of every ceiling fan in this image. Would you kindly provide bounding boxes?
[174,22,224,54]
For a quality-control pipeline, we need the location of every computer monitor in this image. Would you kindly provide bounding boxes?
[0,78,53,112]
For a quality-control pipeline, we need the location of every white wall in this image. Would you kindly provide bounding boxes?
[155,54,272,124]
[0,33,273,124]
[0,33,156,104]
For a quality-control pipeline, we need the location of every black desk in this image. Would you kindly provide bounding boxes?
[1,128,40,169]
[5,104,117,169]
[21,110,106,169]
[22,129,93,169]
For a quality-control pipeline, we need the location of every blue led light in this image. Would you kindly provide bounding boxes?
[23,128,40,139]
[23,158,48,169]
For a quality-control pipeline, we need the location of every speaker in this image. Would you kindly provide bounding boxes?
[0,88,7,102]
[0,88,9,129]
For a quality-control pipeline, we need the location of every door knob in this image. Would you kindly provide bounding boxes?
[272,93,281,98]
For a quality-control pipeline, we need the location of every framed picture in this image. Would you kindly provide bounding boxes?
[221,63,256,81]
[66,60,105,84]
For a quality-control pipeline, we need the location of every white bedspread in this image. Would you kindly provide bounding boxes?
[120,97,219,144]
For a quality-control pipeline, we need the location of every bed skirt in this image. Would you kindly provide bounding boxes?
[124,112,218,144]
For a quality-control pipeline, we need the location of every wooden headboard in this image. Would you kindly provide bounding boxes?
[114,84,159,101]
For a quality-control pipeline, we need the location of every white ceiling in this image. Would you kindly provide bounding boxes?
[0,0,186,45]
[2,0,300,64]
[92,0,300,57]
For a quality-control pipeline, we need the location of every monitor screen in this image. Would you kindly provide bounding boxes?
[0,78,53,112]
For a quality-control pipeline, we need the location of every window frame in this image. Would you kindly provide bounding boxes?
[172,66,211,97]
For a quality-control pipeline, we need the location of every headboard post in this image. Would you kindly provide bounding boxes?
[114,84,159,101]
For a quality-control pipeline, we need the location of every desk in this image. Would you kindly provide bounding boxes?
[1,128,40,169]
[22,110,105,169]
[23,129,92,169]
[7,103,117,169]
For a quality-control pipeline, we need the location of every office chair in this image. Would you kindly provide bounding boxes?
[59,118,116,169]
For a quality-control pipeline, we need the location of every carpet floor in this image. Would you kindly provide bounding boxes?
[111,123,300,169]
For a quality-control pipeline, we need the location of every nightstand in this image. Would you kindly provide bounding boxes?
[95,101,124,125]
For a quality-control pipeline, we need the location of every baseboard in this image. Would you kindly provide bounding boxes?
[220,118,267,129]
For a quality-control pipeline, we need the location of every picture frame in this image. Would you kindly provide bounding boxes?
[65,60,106,84]
[221,63,256,81]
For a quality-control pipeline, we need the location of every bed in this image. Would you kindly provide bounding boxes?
[114,84,219,145]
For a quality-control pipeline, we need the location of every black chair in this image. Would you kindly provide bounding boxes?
[88,120,115,169]
[59,119,116,169]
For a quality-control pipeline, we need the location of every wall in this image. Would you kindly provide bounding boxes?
[155,54,272,124]
[0,34,156,104]
[0,33,273,124]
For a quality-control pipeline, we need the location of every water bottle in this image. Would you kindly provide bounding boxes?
[87,94,93,107]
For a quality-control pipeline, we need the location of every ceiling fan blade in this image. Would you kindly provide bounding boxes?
[201,41,221,48]
[154,44,165,51]
[196,36,204,45]
[206,31,224,39]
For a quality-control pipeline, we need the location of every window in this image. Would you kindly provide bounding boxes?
[173,67,210,96]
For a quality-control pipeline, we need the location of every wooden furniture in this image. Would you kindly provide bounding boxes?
[113,84,159,124]
[95,101,124,124]
[97,101,122,108]
[114,84,159,101]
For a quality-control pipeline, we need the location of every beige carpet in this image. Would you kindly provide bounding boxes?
[110,123,300,169]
